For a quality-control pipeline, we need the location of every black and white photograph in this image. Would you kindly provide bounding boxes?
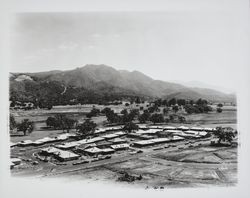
[0,0,249,198]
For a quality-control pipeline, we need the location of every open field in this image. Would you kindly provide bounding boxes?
[10,104,237,130]
[185,110,237,125]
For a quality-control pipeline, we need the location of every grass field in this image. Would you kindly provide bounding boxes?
[10,104,237,143]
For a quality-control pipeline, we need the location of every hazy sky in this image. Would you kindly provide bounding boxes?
[10,6,248,93]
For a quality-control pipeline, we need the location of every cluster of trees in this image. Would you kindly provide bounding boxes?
[86,108,101,118]
[46,114,77,132]
[76,119,97,137]
[101,107,140,124]
[46,114,97,137]
[169,114,186,123]
[183,99,213,114]
[100,104,188,125]
[149,98,214,115]
[184,104,213,114]
[138,111,167,124]
[123,122,139,132]
[152,98,191,107]
[213,127,236,145]
[9,114,34,136]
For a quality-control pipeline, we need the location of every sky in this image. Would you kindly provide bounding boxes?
[9,3,249,93]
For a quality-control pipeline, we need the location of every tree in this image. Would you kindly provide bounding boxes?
[135,97,141,104]
[138,111,150,123]
[120,109,128,115]
[150,113,164,124]
[38,99,53,110]
[163,107,170,115]
[86,108,100,118]
[203,105,213,113]
[123,122,139,133]
[196,98,208,106]
[168,98,176,106]
[217,103,223,107]
[189,100,194,105]
[101,107,112,115]
[64,117,77,133]
[17,119,34,136]
[154,99,162,107]
[169,114,175,122]
[121,109,139,123]
[105,110,121,123]
[46,115,77,132]
[172,105,179,113]
[184,104,196,114]
[9,114,16,130]
[177,99,186,106]
[77,119,97,137]
[148,105,159,113]
[213,127,235,144]
[162,99,168,106]
[178,116,186,123]
[216,107,223,113]
[46,116,58,128]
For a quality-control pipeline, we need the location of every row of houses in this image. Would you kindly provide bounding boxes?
[12,133,77,147]
[141,124,216,132]
[133,136,185,147]
[41,141,130,161]
[55,131,126,150]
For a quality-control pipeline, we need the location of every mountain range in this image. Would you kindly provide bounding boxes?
[9,64,236,106]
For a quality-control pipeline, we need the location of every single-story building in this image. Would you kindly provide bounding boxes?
[84,147,103,155]
[163,126,177,130]
[102,133,119,140]
[40,147,80,161]
[133,138,170,147]
[190,127,204,131]
[149,125,164,129]
[171,136,185,141]
[128,133,153,140]
[108,138,127,144]
[110,143,130,150]
[177,126,190,131]
[11,157,22,165]
[101,148,115,154]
